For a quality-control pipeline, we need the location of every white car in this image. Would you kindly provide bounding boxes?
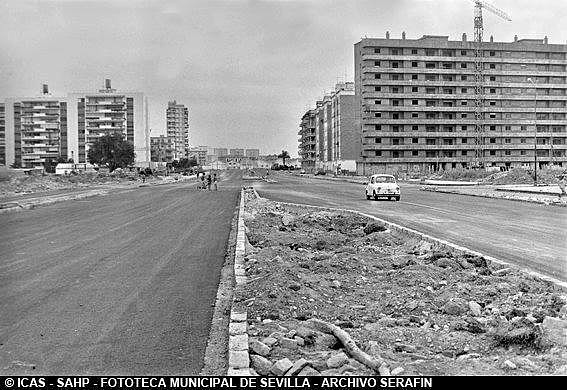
[365,174,400,201]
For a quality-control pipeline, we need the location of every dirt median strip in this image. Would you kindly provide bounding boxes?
[237,188,567,376]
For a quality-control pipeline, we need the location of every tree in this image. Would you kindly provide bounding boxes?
[87,134,135,172]
[278,150,290,167]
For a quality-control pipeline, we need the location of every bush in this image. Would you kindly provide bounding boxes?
[363,222,387,235]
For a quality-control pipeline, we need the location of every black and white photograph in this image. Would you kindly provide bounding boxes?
[0,0,566,385]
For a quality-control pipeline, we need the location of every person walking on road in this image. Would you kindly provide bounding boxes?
[213,173,218,191]
[206,174,212,191]
[558,174,567,198]
[200,173,205,190]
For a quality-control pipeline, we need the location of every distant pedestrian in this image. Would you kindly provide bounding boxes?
[558,174,567,198]
[200,173,205,190]
[213,173,218,191]
[207,174,212,191]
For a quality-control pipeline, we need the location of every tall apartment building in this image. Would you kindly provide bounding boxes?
[150,135,173,162]
[354,34,567,174]
[67,79,150,166]
[298,109,316,171]
[300,82,358,172]
[245,149,260,158]
[166,100,189,160]
[3,85,68,168]
[0,103,5,166]
[230,148,245,157]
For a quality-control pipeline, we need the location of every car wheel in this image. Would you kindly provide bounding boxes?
[373,191,379,201]
[366,192,371,200]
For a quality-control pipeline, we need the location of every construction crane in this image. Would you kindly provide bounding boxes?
[469,0,511,169]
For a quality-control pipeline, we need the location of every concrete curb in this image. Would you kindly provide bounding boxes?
[421,187,567,207]
[0,189,109,214]
[250,189,566,290]
[495,187,560,196]
[226,188,251,376]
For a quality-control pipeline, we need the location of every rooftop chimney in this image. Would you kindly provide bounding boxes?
[544,36,548,44]
[386,31,390,39]
[402,31,406,40]
[490,35,494,42]
[462,33,467,42]
[514,35,518,42]
[105,78,111,89]
[42,84,49,95]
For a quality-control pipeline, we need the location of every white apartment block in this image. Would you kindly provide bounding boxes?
[67,79,150,166]
[166,100,189,160]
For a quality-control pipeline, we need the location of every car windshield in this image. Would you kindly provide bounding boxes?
[374,176,395,183]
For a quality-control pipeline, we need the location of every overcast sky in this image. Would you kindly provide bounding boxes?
[1,0,565,156]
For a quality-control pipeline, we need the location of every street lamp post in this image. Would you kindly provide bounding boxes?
[528,78,537,186]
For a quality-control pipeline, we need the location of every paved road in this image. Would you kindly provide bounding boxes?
[254,173,567,283]
[0,171,242,375]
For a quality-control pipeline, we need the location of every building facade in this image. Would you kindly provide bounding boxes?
[230,148,245,157]
[3,85,68,168]
[245,148,260,158]
[0,103,5,166]
[298,109,316,171]
[150,135,173,162]
[188,145,208,166]
[166,100,189,160]
[299,82,358,173]
[67,79,150,166]
[354,34,567,174]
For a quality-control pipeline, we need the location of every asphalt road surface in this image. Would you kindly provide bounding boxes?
[254,173,567,283]
[0,171,242,375]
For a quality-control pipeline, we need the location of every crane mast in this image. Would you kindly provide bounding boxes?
[470,0,511,169]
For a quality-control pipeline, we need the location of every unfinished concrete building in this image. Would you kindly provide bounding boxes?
[298,109,316,172]
[354,34,567,174]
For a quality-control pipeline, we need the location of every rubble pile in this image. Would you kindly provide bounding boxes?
[238,192,567,376]
[0,171,167,198]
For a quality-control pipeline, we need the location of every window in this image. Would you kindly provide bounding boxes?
[462,150,467,156]
[375,125,381,130]
[411,49,418,54]
[412,62,418,67]
[489,114,496,119]
[461,88,467,93]
[461,101,468,106]
[461,75,467,81]
[461,114,467,118]
[426,139,436,145]
[411,113,418,118]
[375,137,381,143]
[490,51,495,57]
[490,101,496,106]
[392,62,399,68]
[412,87,418,92]
[490,150,496,156]
[489,64,496,69]
[412,126,418,131]
[462,138,467,143]
[412,100,418,105]
[375,100,381,105]
[490,76,496,81]
[392,100,400,106]
[412,151,418,156]
[425,62,436,69]
[505,126,511,131]
[490,88,496,94]
[374,48,380,54]
[391,49,399,55]
[375,61,381,66]
[375,150,382,156]
[490,125,496,130]
[392,151,400,158]
[392,113,399,119]
[391,74,399,80]
[392,125,400,132]
[412,74,418,80]
[461,63,467,68]
[375,74,381,79]
[521,126,527,131]
[375,86,381,91]
[412,138,418,143]
[392,138,400,145]
[505,138,511,143]
[521,150,526,155]
[425,49,436,56]
[461,126,467,131]
[490,138,496,144]
[375,113,381,118]
[461,50,467,56]
[392,87,399,93]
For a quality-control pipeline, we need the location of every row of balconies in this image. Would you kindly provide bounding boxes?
[362,131,567,138]
[362,118,567,125]
[360,53,567,65]
[362,92,567,101]
[362,67,567,77]
[360,105,566,113]
[360,156,567,163]
[361,143,566,151]
[361,80,566,89]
